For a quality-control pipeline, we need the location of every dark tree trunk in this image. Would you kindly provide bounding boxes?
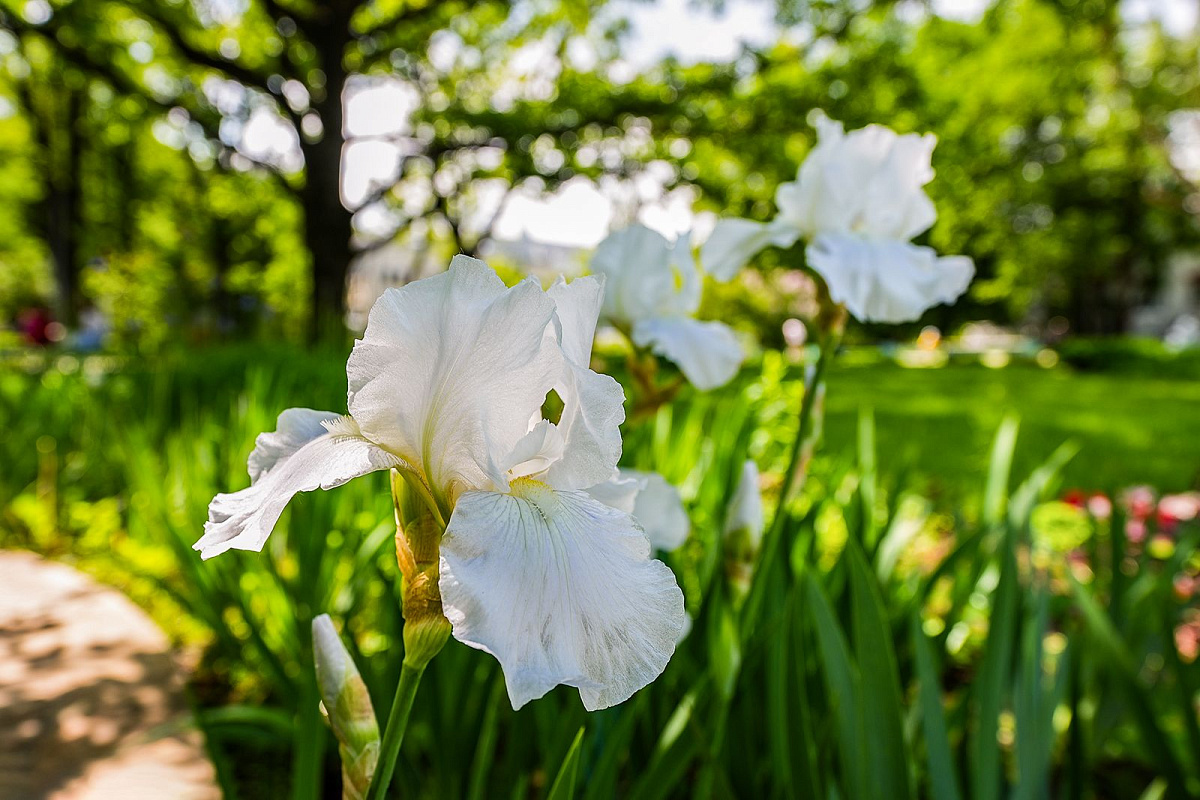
[301,22,353,342]
[45,88,83,326]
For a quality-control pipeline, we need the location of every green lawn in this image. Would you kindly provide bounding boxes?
[822,360,1200,495]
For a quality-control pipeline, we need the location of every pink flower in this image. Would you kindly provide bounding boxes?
[1086,493,1112,520]
[1122,486,1156,520]
[1176,622,1200,663]
[1159,493,1200,530]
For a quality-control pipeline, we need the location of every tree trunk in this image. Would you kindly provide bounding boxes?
[45,87,83,326]
[301,24,353,342]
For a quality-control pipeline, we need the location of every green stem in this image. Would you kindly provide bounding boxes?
[779,327,838,506]
[365,662,426,800]
[740,319,842,635]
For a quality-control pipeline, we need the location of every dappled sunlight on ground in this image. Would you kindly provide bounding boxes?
[0,551,218,800]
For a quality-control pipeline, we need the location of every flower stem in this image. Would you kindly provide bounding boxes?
[740,302,845,634]
[364,661,426,800]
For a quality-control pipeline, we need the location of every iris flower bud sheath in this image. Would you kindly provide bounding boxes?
[391,469,451,669]
[312,615,380,800]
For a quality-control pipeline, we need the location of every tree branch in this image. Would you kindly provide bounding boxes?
[117,0,306,130]
[260,0,313,28]
[127,1,273,87]
[0,11,296,195]
[354,0,450,39]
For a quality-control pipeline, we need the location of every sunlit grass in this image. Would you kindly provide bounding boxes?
[825,361,1200,496]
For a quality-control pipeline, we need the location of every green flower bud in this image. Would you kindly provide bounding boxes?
[312,614,380,800]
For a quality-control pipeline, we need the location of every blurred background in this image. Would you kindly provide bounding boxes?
[2,0,1200,798]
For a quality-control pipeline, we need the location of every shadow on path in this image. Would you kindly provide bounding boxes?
[0,550,219,799]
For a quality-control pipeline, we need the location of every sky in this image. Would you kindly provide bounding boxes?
[238,0,1199,250]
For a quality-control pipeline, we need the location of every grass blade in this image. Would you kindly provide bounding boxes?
[1069,579,1192,797]
[803,573,869,800]
[546,727,585,800]
[845,541,912,800]
[911,613,962,800]
[983,416,1019,529]
[970,537,1018,800]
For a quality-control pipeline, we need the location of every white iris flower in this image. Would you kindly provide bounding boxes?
[702,115,974,323]
[196,256,686,711]
[586,468,691,552]
[591,224,745,390]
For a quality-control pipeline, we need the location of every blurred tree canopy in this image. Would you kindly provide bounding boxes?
[1,0,1198,344]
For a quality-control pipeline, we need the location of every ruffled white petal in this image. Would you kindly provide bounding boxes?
[347,255,559,499]
[807,233,974,323]
[248,408,348,482]
[547,274,603,367]
[776,116,938,242]
[196,411,399,559]
[621,469,690,551]
[546,360,626,490]
[632,316,744,391]
[590,224,701,323]
[700,219,799,282]
[545,277,626,490]
[439,484,686,711]
[503,419,565,480]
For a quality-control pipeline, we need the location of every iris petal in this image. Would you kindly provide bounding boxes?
[807,233,974,323]
[632,316,744,391]
[347,255,560,499]
[196,410,400,559]
[439,485,685,711]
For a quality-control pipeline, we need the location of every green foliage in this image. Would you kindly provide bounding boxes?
[4,0,1199,338]
[3,345,1199,797]
[1058,336,1200,377]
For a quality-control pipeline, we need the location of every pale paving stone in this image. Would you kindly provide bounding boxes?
[0,551,220,800]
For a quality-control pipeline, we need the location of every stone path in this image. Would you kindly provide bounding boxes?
[0,551,220,799]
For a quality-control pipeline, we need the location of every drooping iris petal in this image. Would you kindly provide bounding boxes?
[700,218,799,282]
[776,116,938,242]
[439,483,686,711]
[806,233,974,323]
[196,411,400,559]
[587,470,690,551]
[590,224,701,323]
[545,276,626,490]
[632,316,744,391]
[347,256,560,499]
[621,469,690,551]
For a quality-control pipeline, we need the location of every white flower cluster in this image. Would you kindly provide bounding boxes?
[702,115,973,323]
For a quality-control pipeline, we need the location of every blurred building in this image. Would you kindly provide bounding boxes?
[1131,252,1200,346]
[345,234,587,331]
[480,234,588,281]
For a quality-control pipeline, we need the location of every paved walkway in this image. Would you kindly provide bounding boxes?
[0,551,220,799]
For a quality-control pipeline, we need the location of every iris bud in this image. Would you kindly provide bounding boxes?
[312,614,380,800]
